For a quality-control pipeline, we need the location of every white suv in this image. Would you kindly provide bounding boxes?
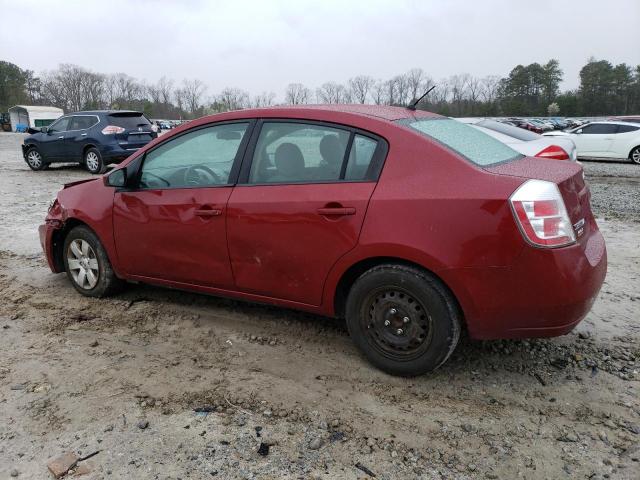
[544,121,640,164]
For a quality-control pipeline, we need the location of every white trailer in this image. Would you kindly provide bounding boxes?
[8,105,64,131]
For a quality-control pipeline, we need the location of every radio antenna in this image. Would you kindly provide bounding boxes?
[406,85,436,111]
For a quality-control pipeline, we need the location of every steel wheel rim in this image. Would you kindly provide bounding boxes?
[27,150,42,168]
[360,287,433,361]
[86,152,99,171]
[632,149,640,164]
[67,239,99,290]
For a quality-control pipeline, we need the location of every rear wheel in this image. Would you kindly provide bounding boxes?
[63,225,123,297]
[345,264,461,376]
[84,147,105,174]
[630,146,640,165]
[26,147,48,171]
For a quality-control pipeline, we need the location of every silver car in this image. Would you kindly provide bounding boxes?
[456,118,577,161]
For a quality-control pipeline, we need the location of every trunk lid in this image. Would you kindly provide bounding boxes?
[487,156,592,243]
[107,112,157,146]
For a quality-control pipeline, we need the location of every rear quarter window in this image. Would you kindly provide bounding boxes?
[398,118,522,166]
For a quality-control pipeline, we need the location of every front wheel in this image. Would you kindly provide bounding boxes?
[630,146,640,165]
[345,264,461,376]
[26,147,48,171]
[63,226,123,297]
[84,147,105,174]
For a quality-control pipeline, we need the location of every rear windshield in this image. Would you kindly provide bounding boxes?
[108,112,151,129]
[398,118,523,166]
[476,119,540,141]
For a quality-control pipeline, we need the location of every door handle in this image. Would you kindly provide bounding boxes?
[57,136,64,139]
[81,133,88,136]
[317,207,356,216]
[195,207,223,217]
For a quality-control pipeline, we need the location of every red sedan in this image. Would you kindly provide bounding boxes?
[39,105,607,376]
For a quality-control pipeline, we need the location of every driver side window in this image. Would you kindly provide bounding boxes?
[49,117,70,133]
[140,123,249,189]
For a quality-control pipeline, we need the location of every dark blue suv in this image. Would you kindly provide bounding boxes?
[22,110,158,174]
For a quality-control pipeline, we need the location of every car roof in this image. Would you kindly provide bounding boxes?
[65,110,143,115]
[202,104,441,123]
[585,120,640,127]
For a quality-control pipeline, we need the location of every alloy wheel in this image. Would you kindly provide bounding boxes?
[67,239,99,290]
[361,287,433,360]
[27,150,42,168]
[631,148,640,164]
[86,151,100,172]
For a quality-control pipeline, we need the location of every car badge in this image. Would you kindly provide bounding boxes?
[573,218,585,237]
[138,127,143,132]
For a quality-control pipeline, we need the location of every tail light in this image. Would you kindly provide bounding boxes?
[535,145,570,160]
[101,125,125,135]
[510,180,576,248]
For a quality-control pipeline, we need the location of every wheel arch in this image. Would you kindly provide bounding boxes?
[628,144,640,162]
[331,256,465,327]
[51,218,105,273]
[82,143,98,160]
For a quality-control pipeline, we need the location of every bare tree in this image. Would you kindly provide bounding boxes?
[316,82,347,104]
[393,74,410,106]
[348,75,374,103]
[466,75,482,114]
[251,91,276,108]
[284,83,310,104]
[182,79,207,113]
[40,64,105,111]
[217,87,249,111]
[406,68,426,102]
[480,75,501,104]
[371,80,386,105]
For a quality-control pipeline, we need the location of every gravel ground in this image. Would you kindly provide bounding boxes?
[0,132,638,479]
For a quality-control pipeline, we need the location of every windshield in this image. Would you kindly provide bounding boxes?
[398,118,523,166]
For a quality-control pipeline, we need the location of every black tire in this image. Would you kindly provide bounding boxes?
[630,146,640,165]
[345,264,461,376]
[62,225,123,297]
[84,147,105,174]
[25,147,48,171]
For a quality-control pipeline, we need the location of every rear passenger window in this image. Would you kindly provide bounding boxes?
[616,125,639,133]
[69,116,97,130]
[345,135,377,180]
[249,122,350,183]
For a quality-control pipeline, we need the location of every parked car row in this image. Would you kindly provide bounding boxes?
[500,117,586,134]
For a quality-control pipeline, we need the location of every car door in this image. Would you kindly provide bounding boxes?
[66,115,99,160]
[573,123,617,157]
[226,120,387,306]
[611,124,640,158]
[112,121,253,288]
[39,116,71,159]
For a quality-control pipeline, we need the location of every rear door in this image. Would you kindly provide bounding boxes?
[113,121,252,288]
[611,124,640,158]
[66,115,99,160]
[227,120,387,305]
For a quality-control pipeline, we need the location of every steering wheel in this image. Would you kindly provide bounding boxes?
[183,164,223,186]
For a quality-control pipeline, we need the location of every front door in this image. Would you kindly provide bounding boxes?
[113,122,252,288]
[574,123,617,156]
[227,121,384,305]
[39,116,71,159]
[66,115,99,160]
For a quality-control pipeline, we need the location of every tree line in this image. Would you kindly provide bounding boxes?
[1,58,639,119]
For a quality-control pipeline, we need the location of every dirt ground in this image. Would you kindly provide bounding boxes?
[0,132,638,480]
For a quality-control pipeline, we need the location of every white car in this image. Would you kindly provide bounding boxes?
[543,121,640,164]
[456,118,577,161]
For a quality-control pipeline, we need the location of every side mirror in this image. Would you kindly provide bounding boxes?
[105,169,126,187]
[576,129,582,134]
[41,127,49,134]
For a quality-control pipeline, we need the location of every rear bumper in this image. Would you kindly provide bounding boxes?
[440,229,607,339]
[99,143,141,163]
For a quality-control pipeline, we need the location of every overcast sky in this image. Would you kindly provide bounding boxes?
[1,0,639,98]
